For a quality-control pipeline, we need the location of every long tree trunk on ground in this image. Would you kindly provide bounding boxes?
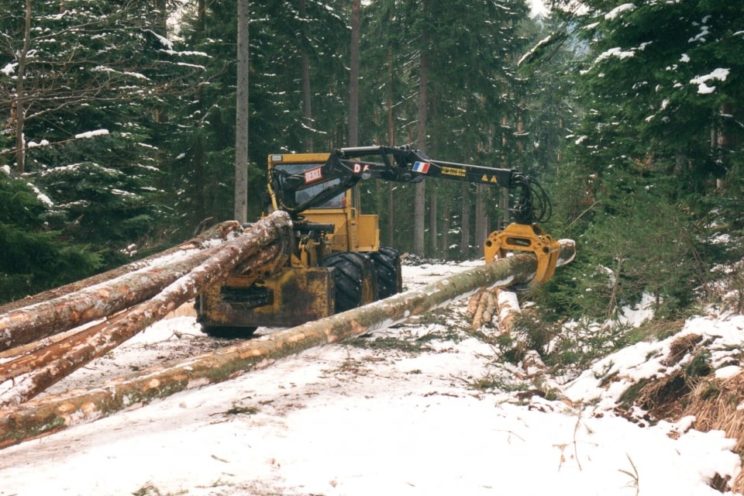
[0,212,293,406]
[0,221,239,315]
[413,0,429,256]
[0,243,285,392]
[495,289,521,334]
[234,0,249,222]
[0,222,242,351]
[0,239,576,447]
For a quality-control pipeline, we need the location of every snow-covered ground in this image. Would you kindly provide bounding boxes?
[0,261,742,496]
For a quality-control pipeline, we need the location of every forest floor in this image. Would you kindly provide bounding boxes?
[1,261,743,496]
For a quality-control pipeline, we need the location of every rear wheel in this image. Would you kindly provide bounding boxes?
[201,326,257,339]
[321,253,377,312]
[370,247,402,299]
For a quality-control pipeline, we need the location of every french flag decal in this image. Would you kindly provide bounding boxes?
[412,161,430,174]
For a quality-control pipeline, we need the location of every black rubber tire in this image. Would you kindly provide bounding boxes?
[370,247,402,299]
[201,325,257,339]
[321,252,377,313]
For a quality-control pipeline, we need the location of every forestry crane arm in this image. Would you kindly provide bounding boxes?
[269,145,559,284]
[269,145,550,225]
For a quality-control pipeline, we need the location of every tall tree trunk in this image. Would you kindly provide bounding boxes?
[460,183,470,258]
[155,0,168,35]
[198,0,206,32]
[715,102,733,190]
[349,0,361,212]
[441,201,450,256]
[475,184,487,253]
[607,257,624,319]
[348,0,361,147]
[300,0,314,150]
[385,47,396,247]
[413,3,429,256]
[234,0,250,223]
[14,0,32,173]
[429,185,438,256]
[499,186,509,228]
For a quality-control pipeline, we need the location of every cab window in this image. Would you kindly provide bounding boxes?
[275,163,345,208]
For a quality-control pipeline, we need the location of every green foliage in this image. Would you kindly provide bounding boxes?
[540,0,744,320]
[0,0,739,320]
[0,171,101,302]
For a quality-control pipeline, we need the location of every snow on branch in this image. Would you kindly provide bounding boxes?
[74,129,110,140]
[604,3,635,20]
[518,34,553,67]
[690,68,730,95]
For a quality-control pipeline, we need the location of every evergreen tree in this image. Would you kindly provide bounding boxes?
[546,0,744,317]
[360,0,531,257]
[0,167,100,302]
[169,0,348,233]
[1,0,205,266]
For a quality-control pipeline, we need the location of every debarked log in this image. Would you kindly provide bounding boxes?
[0,221,243,352]
[0,238,575,447]
[0,211,293,407]
[0,221,241,314]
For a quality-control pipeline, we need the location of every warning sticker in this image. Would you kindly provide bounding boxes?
[304,167,323,183]
[441,166,466,177]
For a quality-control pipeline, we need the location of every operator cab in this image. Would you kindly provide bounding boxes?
[272,162,345,209]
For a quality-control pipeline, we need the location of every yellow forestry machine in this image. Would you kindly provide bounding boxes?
[196,145,559,337]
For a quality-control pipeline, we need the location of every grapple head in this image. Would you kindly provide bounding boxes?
[484,223,560,285]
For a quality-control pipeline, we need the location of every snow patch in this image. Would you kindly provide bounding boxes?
[596,47,636,62]
[1,62,17,76]
[1,262,742,495]
[74,129,110,139]
[605,3,635,20]
[690,68,730,95]
[27,139,51,148]
[618,292,655,327]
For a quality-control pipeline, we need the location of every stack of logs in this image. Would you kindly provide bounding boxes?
[0,210,574,448]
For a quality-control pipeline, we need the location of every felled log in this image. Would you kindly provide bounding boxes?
[0,212,292,406]
[0,221,241,314]
[0,326,86,362]
[495,288,521,334]
[468,238,577,330]
[0,239,575,447]
[0,221,242,352]
[0,242,284,402]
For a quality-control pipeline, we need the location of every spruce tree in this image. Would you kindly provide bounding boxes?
[547,0,744,317]
[1,0,205,265]
[0,167,100,302]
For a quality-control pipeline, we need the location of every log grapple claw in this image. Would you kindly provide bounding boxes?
[483,223,560,285]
